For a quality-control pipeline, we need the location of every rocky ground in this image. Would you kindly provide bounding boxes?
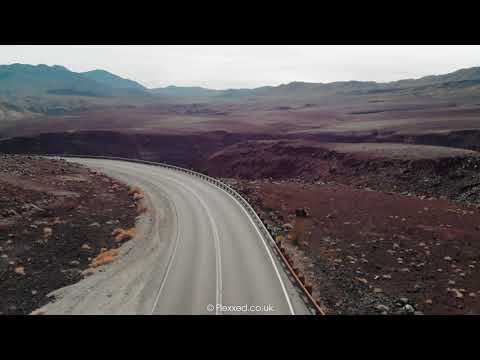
[207,140,480,204]
[224,178,480,315]
[0,155,138,315]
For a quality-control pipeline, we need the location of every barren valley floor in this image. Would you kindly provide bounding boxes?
[1,94,480,314]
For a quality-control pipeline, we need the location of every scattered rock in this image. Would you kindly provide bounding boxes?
[295,208,309,218]
[43,227,52,239]
[450,288,464,299]
[399,297,409,305]
[376,304,390,312]
[282,223,293,231]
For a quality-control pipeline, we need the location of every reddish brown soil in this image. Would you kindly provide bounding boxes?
[2,97,480,316]
[0,155,137,315]
[206,140,480,204]
[2,99,480,146]
[228,179,480,315]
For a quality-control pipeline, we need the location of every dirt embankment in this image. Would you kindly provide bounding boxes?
[206,140,480,204]
[0,155,138,315]
[382,129,480,152]
[293,129,480,153]
[226,179,480,315]
[0,130,275,170]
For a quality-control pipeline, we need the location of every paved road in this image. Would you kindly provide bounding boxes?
[42,158,313,315]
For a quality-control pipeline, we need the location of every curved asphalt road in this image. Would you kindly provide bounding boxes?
[42,158,313,315]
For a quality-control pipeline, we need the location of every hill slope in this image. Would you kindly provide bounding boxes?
[0,64,155,120]
[81,69,147,91]
[0,64,113,97]
[149,85,221,97]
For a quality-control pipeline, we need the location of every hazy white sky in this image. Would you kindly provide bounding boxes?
[1,45,480,89]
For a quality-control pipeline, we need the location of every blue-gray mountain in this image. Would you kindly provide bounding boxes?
[81,69,146,91]
[0,64,147,97]
[1,63,480,121]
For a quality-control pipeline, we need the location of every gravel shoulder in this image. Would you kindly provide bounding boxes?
[40,181,176,315]
[0,155,137,315]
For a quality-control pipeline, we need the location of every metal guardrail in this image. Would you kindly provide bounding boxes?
[41,153,325,315]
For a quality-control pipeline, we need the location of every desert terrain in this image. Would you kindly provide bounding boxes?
[1,64,480,314]
[0,155,139,314]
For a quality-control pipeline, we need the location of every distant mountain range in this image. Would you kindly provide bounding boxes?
[2,62,480,99]
[0,64,153,120]
[150,67,480,98]
[0,63,147,97]
[1,63,480,121]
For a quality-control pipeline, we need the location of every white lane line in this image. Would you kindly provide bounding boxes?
[162,169,294,315]
[159,174,223,315]
[210,185,295,315]
[89,160,222,315]
[80,159,290,314]
[150,193,181,314]
[81,161,182,315]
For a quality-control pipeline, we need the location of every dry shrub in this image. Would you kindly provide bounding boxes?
[112,228,122,236]
[90,248,119,268]
[14,266,25,275]
[133,192,144,201]
[275,235,285,245]
[129,186,144,198]
[136,201,148,215]
[112,227,136,242]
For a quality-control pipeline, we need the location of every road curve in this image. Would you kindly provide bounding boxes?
[42,158,313,315]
